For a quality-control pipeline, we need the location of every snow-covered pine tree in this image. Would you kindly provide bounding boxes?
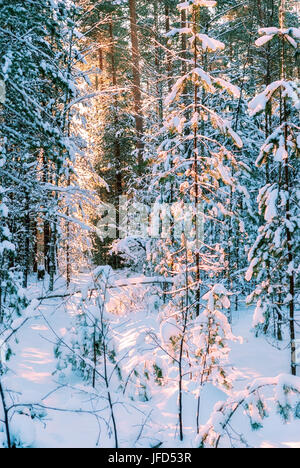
[203,79,263,316]
[0,187,28,327]
[0,2,87,447]
[161,282,239,438]
[152,0,245,313]
[130,0,247,441]
[0,163,34,449]
[246,1,300,375]
[0,0,81,290]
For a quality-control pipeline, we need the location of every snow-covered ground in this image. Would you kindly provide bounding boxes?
[3,272,299,448]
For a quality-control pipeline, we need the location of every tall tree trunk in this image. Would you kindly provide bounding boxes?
[154,0,163,121]
[0,380,12,448]
[49,221,57,292]
[66,177,71,288]
[192,6,201,317]
[23,192,30,288]
[165,4,172,93]
[129,0,144,174]
[181,9,187,75]
[279,0,296,376]
[109,18,123,268]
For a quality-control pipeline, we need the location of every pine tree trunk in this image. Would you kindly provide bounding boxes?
[36,217,45,280]
[109,19,123,261]
[66,189,71,288]
[42,152,50,274]
[279,0,296,375]
[23,192,30,288]
[181,10,187,75]
[283,91,296,377]
[153,0,163,121]
[192,6,201,317]
[0,381,12,448]
[49,223,56,292]
[165,5,172,93]
[129,0,144,175]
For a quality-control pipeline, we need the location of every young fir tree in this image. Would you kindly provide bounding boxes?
[246,1,299,375]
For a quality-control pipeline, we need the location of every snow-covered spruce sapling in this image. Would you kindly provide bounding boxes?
[194,284,241,433]
[110,237,149,273]
[198,374,300,448]
[246,11,300,374]
[159,281,239,440]
[121,276,239,441]
[54,266,120,448]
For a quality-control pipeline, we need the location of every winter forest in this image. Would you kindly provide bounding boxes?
[0,0,299,450]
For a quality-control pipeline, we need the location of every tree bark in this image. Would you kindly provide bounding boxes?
[0,380,12,448]
[23,191,30,288]
[109,19,123,260]
[165,4,172,93]
[129,0,144,174]
[192,6,201,317]
[280,0,296,375]
[154,0,163,121]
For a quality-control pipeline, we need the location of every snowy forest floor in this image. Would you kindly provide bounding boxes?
[6,271,300,449]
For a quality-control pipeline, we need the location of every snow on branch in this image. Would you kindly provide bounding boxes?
[249,81,300,116]
[178,0,217,11]
[190,34,225,52]
[198,374,300,448]
[255,27,300,49]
